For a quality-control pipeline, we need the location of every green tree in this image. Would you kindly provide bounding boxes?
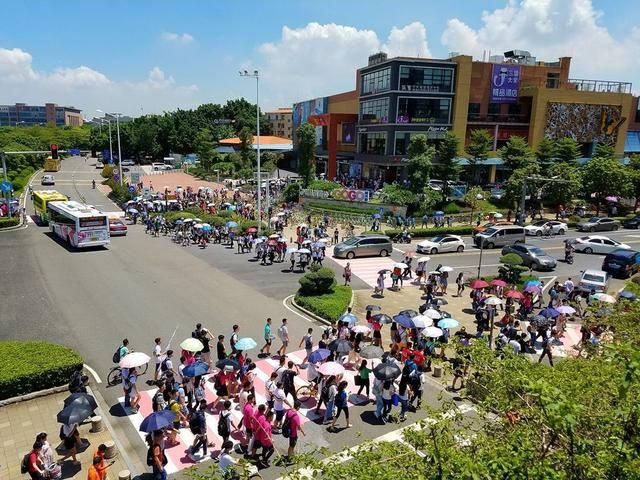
[296,122,316,187]
[544,162,582,207]
[463,186,485,224]
[536,137,557,173]
[581,157,633,215]
[627,154,640,211]
[465,128,493,184]
[593,140,616,160]
[418,187,442,214]
[504,163,542,210]
[238,127,254,170]
[435,131,461,199]
[380,184,417,205]
[194,128,217,172]
[407,134,434,194]
[554,137,581,165]
[499,136,535,171]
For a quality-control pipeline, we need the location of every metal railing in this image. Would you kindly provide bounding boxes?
[467,113,530,124]
[568,79,632,94]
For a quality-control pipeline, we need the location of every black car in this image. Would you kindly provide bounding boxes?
[602,249,640,278]
[623,216,640,229]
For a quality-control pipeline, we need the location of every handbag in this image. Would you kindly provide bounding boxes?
[391,393,400,406]
[354,374,362,386]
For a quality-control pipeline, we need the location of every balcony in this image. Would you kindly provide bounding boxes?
[568,79,632,94]
[467,113,530,124]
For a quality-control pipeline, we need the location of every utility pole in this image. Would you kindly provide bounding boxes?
[518,175,569,226]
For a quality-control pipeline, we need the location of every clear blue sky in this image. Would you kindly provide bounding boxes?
[0,0,637,116]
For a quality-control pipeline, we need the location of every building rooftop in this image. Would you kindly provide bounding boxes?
[267,107,292,114]
[219,135,293,151]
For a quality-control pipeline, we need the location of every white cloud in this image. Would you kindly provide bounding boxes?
[256,22,432,108]
[441,0,640,92]
[0,47,200,115]
[161,32,194,44]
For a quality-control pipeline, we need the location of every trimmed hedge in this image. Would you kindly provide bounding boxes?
[0,341,83,400]
[305,202,379,216]
[383,225,475,238]
[295,285,352,323]
[298,266,337,295]
[0,217,20,229]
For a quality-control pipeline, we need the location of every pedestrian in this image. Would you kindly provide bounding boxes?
[283,401,305,463]
[381,380,396,420]
[277,318,290,357]
[343,262,352,286]
[374,272,385,297]
[252,405,275,467]
[272,381,291,432]
[216,400,237,452]
[281,360,299,403]
[216,335,227,361]
[27,441,46,480]
[149,430,167,480]
[187,400,209,460]
[230,325,239,354]
[323,376,337,423]
[259,317,273,357]
[538,336,554,366]
[241,394,257,452]
[127,367,141,412]
[153,337,164,381]
[88,455,105,480]
[299,328,313,364]
[60,423,80,465]
[356,359,371,398]
[329,381,351,430]
[455,272,465,297]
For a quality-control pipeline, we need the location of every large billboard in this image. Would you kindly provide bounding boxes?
[292,97,328,146]
[490,64,521,103]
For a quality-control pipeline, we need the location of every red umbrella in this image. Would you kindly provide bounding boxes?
[505,290,524,299]
[267,239,278,246]
[470,279,490,289]
[490,279,507,287]
[246,227,258,233]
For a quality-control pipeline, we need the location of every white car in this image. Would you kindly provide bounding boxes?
[578,269,609,293]
[40,174,55,186]
[572,235,631,254]
[120,160,135,166]
[416,235,465,254]
[524,220,568,236]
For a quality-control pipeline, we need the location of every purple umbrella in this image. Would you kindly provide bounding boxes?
[393,314,415,329]
[539,307,560,319]
[524,285,540,293]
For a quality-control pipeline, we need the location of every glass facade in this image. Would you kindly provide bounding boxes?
[397,97,451,124]
[399,66,454,93]
[359,132,387,154]
[360,98,390,124]
[361,68,391,95]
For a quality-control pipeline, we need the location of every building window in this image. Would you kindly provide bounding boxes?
[397,98,451,124]
[546,72,560,89]
[399,66,454,93]
[360,98,390,124]
[362,68,391,95]
[488,103,501,115]
[359,132,387,155]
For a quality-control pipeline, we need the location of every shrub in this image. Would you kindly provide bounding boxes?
[283,183,300,203]
[163,211,196,222]
[308,180,341,192]
[101,165,114,178]
[0,217,20,228]
[295,286,352,323]
[298,267,337,295]
[498,253,529,284]
[305,202,378,215]
[105,179,134,204]
[442,202,462,214]
[0,341,83,400]
[383,225,475,238]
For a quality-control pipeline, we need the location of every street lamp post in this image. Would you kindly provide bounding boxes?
[97,110,124,187]
[240,70,262,234]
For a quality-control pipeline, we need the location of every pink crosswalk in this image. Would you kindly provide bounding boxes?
[522,321,582,357]
[119,349,374,474]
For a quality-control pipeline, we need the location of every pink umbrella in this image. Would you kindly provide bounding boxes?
[351,325,371,334]
[490,279,507,287]
[470,279,490,289]
[317,361,345,376]
[524,285,540,293]
[505,290,524,299]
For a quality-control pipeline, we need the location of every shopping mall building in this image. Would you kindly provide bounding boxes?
[292,50,637,183]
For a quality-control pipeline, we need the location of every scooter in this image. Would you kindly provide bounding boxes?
[565,251,574,264]
[393,233,412,244]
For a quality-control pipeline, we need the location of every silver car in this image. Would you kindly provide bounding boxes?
[333,235,392,259]
[577,217,621,232]
[501,243,557,270]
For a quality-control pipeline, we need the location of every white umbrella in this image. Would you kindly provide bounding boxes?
[302,239,313,245]
[423,309,442,320]
[494,212,504,218]
[595,294,616,304]
[394,263,408,269]
[299,223,308,228]
[269,234,280,239]
[555,305,576,315]
[417,256,431,263]
[422,326,443,338]
[318,238,330,243]
[194,223,203,228]
[485,296,503,306]
[412,315,433,328]
[119,352,150,369]
[286,247,299,254]
[277,212,286,216]
[180,338,204,352]
[351,325,372,334]
[270,217,279,222]
[297,248,311,254]
[439,266,454,273]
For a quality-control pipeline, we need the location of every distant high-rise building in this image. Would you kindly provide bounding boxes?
[0,103,83,127]
[265,107,293,139]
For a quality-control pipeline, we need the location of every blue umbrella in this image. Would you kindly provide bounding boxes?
[202,224,212,232]
[175,219,183,225]
[393,314,415,329]
[338,313,357,325]
[182,361,210,378]
[372,213,381,219]
[139,410,175,433]
[228,205,237,211]
[539,307,560,319]
[434,211,444,216]
[619,291,637,300]
[308,348,331,364]
[226,221,238,228]
[234,337,257,351]
[524,280,542,287]
[438,318,459,329]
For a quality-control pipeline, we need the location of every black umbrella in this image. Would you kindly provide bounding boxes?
[377,269,391,274]
[360,345,384,359]
[328,339,352,354]
[431,298,448,306]
[373,362,401,381]
[372,313,393,325]
[365,304,382,312]
[530,315,551,328]
[399,309,418,318]
[64,393,98,411]
[57,403,93,425]
[216,358,240,371]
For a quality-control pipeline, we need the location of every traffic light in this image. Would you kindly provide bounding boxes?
[50,144,59,160]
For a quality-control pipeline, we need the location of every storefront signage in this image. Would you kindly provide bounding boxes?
[396,116,442,124]
[400,85,440,92]
[332,188,371,202]
[490,64,520,103]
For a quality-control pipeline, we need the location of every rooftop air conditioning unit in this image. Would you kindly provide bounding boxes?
[489,55,504,63]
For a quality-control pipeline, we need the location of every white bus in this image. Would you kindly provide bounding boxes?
[47,201,110,248]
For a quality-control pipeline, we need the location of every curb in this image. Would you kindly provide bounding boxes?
[0,384,68,407]
[289,288,355,326]
[0,168,42,232]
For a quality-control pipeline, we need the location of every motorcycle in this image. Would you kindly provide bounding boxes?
[564,251,574,264]
[393,233,412,244]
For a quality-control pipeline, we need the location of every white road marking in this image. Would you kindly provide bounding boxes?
[83,363,103,384]
[283,294,314,322]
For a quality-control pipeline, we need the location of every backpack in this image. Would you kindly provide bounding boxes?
[20,453,30,474]
[218,413,230,437]
[304,335,312,350]
[282,370,294,391]
[320,382,329,402]
[160,358,170,372]
[112,347,122,364]
[189,411,205,435]
[146,444,167,467]
[282,411,293,438]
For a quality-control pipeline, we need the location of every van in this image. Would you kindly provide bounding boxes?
[333,234,392,259]
[474,225,525,249]
[602,249,640,278]
[151,162,164,171]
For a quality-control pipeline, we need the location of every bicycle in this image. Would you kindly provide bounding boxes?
[107,362,148,386]
[296,382,319,402]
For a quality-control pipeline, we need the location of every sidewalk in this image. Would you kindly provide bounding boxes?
[0,390,129,480]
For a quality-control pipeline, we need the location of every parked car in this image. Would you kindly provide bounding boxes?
[501,243,557,270]
[472,221,512,238]
[95,161,104,169]
[576,217,620,232]
[524,220,568,236]
[578,269,609,293]
[623,216,640,229]
[571,235,630,255]
[120,159,135,166]
[602,249,640,278]
[474,225,525,249]
[40,174,55,186]
[333,234,392,259]
[108,218,128,236]
[416,235,465,254]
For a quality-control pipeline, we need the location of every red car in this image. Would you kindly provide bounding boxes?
[109,218,128,236]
